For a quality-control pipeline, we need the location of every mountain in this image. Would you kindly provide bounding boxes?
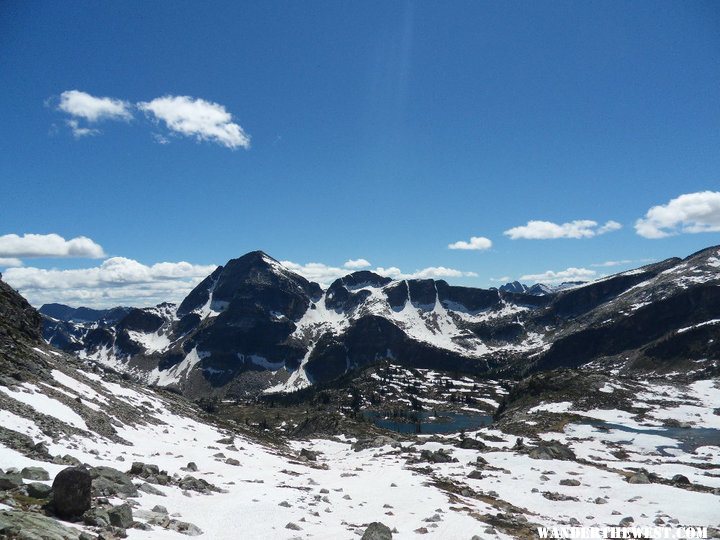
[40,246,720,399]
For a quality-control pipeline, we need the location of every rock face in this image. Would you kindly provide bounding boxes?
[38,245,720,398]
[0,510,85,539]
[52,466,92,519]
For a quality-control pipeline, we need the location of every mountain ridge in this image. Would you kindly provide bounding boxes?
[39,245,720,399]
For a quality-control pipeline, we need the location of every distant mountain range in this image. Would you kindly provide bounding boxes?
[40,246,720,399]
[497,281,585,295]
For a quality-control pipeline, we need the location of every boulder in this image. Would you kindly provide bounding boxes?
[559,479,581,486]
[672,474,690,485]
[52,466,92,519]
[83,507,111,527]
[419,449,457,464]
[26,481,52,499]
[21,466,50,481]
[129,462,160,478]
[108,503,134,529]
[138,482,166,496]
[0,472,23,490]
[300,448,318,461]
[90,466,138,497]
[179,475,218,493]
[527,441,576,461]
[362,521,393,540]
[627,472,651,484]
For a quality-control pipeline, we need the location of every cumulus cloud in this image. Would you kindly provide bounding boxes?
[3,258,218,308]
[0,234,105,259]
[138,95,250,149]
[376,266,478,280]
[504,220,622,240]
[58,90,132,123]
[519,267,597,284]
[279,261,349,285]
[281,260,477,286]
[635,191,720,239]
[448,236,492,251]
[52,90,250,150]
[343,258,371,269]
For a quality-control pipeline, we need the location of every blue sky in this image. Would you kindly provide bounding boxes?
[1,1,719,307]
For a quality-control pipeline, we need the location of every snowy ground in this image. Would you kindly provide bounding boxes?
[0,353,719,539]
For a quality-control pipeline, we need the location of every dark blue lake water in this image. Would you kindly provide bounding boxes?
[364,410,493,434]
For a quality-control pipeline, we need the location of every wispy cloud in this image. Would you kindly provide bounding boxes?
[504,219,621,240]
[3,258,217,308]
[448,236,492,250]
[635,191,720,239]
[138,95,250,150]
[519,267,597,284]
[66,119,100,138]
[591,259,633,268]
[0,233,105,259]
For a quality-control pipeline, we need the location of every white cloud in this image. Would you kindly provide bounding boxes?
[152,132,170,145]
[376,266,479,280]
[281,260,477,286]
[343,258,371,269]
[280,261,351,285]
[591,259,633,268]
[519,267,597,284]
[138,95,250,149]
[504,219,622,240]
[0,258,23,268]
[66,119,100,138]
[448,236,492,251]
[3,258,217,308]
[58,90,132,123]
[635,191,720,239]
[0,234,105,259]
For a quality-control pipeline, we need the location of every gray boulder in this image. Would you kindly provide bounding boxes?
[362,521,393,540]
[21,466,50,481]
[108,503,134,529]
[83,507,111,527]
[527,441,576,461]
[138,482,166,496]
[627,472,651,484]
[26,481,53,499]
[0,472,23,490]
[90,466,138,497]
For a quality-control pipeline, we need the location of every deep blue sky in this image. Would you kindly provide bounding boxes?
[1,1,719,306]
